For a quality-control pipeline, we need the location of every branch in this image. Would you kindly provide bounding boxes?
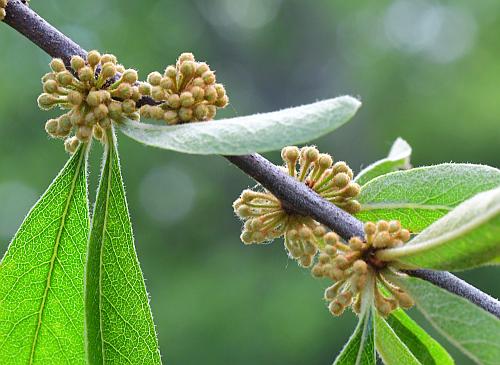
[3,0,499,319]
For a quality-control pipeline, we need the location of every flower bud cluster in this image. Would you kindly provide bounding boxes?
[312,220,413,317]
[37,51,142,153]
[140,53,228,124]
[281,146,361,213]
[0,0,7,20]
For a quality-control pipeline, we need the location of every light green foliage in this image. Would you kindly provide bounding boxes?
[355,138,411,186]
[85,131,161,364]
[392,275,500,365]
[385,309,453,365]
[118,96,360,155]
[356,164,500,232]
[377,186,500,270]
[333,309,375,365]
[0,146,88,364]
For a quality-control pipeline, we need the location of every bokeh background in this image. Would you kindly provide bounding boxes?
[1,0,499,364]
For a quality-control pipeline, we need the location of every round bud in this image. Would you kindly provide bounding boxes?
[164,66,177,79]
[100,62,116,80]
[108,101,122,119]
[163,110,178,124]
[324,244,336,256]
[151,106,165,120]
[178,52,195,64]
[58,115,72,132]
[167,94,181,109]
[304,147,319,162]
[76,125,92,141]
[329,301,344,316]
[334,255,349,270]
[67,90,83,105]
[344,200,361,214]
[37,93,58,110]
[138,82,151,96]
[344,183,360,198]
[352,260,368,274]
[0,8,5,19]
[78,66,94,82]
[86,91,101,107]
[151,86,166,101]
[57,71,74,86]
[399,229,411,242]
[251,231,265,243]
[240,231,254,245]
[318,253,330,264]
[206,105,217,119]
[215,95,229,108]
[323,232,338,246]
[100,53,117,64]
[192,77,205,87]
[180,61,195,77]
[388,220,401,233]
[99,117,111,129]
[178,107,193,122]
[41,72,56,83]
[204,86,217,102]
[196,63,210,76]
[349,237,363,251]
[64,137,80,154]
[43,80,59,94]
[202,71,215,85]
[122,99,136,114]
[87,50,101,67]
[311,265,323,278]
[332,161,349,175]
[214,84,226,98]
[281,146,300,163]
[313,225,326,237]
[299,226,313,239]
[333,173,350,188]
[159,77,174,90]
[70,56,85,71]
[394,291,414,309]
[147,71,162,86]
[364,222,376,235]
[338,291,353,306]
[318,154,333,169]
[116,64,125,73]
[94,104,109,120]
[377,220,389,232]
[50,58,66,73]
[373,231,391,248]
[194,104,208,120]
[122,69,138,84]
[45,119,59,136]
[116,83,132,99]
[84,111,96,126]
[300,255,313,267]
[70,110,84,126]
[190,86,205,101]
[180,91,194,107]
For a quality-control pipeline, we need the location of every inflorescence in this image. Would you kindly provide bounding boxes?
[233,146,414,317]
[140,53,228,124]
[37,51,229,153]
[0,0,7,21]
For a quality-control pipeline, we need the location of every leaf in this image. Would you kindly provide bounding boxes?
[391,275,500,365]
[85,130,161,364]
[376,186,500,270]
[356,164,500,232]
[118,96,361,155]
[333,309,375,365]
[386,309,453,365]
[355,137,412,186]
[0,145,89,364]
[374,312,422,365]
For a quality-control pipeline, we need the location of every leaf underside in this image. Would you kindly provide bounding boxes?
[355,137,411,186]
[0,146,89,364]
[118,96,361,155]
[356,163,500,233]
[333,309,375,365]
[85,130,161,364]
[392,275,500,365]
[377,186,500,271]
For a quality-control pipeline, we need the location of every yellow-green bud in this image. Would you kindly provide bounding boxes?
[205,86,217,102]
[215,95,229,107]
[194,104,208,120]
[164,66,177,79]
[178,107,193,122]
[196,62,210,76]
[64,137,80,154]
[202,71,215,85]
[101,62,116,79]
[192,77,205,87]
[76,125,92,141]
[86,91,101,107]
[43,79,59,94]
[215,84,226,98]
[45,119,59,135]
[122,99,136,114]
[50,58,66,73]
[147,71,162,86]
[206,105,217,119]
[87,50,101,67]
[57,71,74,86]
[41,72,56,83]
[151,86,166,101]
[67,90,83,105]
[191,86,205,101]
[78,66,94,82]
[99,117,111,129]
[364,222,376,235]
[318,154,333,169]
[94,104,108,120]
[138,82,152,96]
[70,56,85,71]
[377,220,390,232]
[178,52,195,64]
[101,53,117,64]
[333,172,350,188]
[93,124,104,140]
[388,220,401,233]
[122,69,138,84]
[167,94,181,109]
[116,83,132,99]
[180,91,194,107]
[180,61,195,77]
[58,115,72,133]
[108,101,122,119]
[37,93,59,110]
[163,110,178,124]
[159,77,174,90]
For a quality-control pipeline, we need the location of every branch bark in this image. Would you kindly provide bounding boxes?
[3,0,499,319]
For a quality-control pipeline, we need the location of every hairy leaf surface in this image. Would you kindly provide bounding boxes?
[355,137,411,186]
[119,96,360,155]
[392,275,500,365]
[356,164,500,232]
[85,131,161,364]
[376,186,500,270]
[333,309,375,365]
[0,146,88,364]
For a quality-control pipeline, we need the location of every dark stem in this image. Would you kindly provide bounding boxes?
[3,0,499,318]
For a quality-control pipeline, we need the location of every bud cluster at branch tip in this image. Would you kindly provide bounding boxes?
[140,53,229,124]
[38,51,143,153]
[312,220,413,317]
[0,0,7,21]
[233,145,361,268]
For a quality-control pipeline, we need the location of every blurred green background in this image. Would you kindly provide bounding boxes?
[0,0,499,364]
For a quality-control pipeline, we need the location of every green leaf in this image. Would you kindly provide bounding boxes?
[118,96,361,155]
[333,309,375,365]
[355,137,411,186]
[391,275,500,365]
[356,164,500,232]
[386,309,453,365]
[0,146,89,364]
[85,130,161,364]
[374,312,421,365]
[376,186,500,270]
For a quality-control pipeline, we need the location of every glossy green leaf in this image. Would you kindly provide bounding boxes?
[333,309,375,365]
[355,137,411,186]
[392,275,500,365]
[376,186,500,270]
[0,146,89,364]
[375,312,422,365]
[118,96,361,155]
[386,309,453,365]
[356,164,500,232]
[85,130,161,364]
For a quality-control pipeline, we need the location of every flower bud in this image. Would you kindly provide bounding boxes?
[100,53,117,64]
[191,86,205,101]
[215,95,229,107]
[164,66,177,79]
[159,77,174,90]
[364,222,376,235]
[167,94,181,109]
[122,99,136,114]
[87,50,101,67]
[43,80,59,94]
[122,69,138,84]
[196,62,210,76]
[94,104,109,120]
[138,82,151,96]
[192,77,205,87]
[78,66,94,82]
[333,173,350,188]
[180,61,195,77]
[194,104,208,120]
[86,91,101,107]
[37,93,59,110]
[100,62,116,79]
[76,125,92,141]
[64,137,80,154]
[178,52,195,64]
[202,71,215,85]
[178,107,193,122]
[70,56,85,71]
[163,110,178,124]
[50,58,66,73]
[45,119,59,136]
[147,71,162,86]
[57,71,74,86]
[206,105,217,119]
[67,90,83,105]
[215,84,226,98]
[205,86,217,102]
[180,91,194,107]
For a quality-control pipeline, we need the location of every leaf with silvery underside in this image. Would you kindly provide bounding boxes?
[385,309,453,365]
[85,129,161,364]
[333,309,375,365]
[356,164,500,232]
[390,275,500,365]
[355,137,411,186]
[0,145,88,364]
[118,96,361,155]
[376,186,500,271]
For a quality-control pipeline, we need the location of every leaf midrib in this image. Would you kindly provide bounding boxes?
[29,146,86,364]
[360,202,452,211]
